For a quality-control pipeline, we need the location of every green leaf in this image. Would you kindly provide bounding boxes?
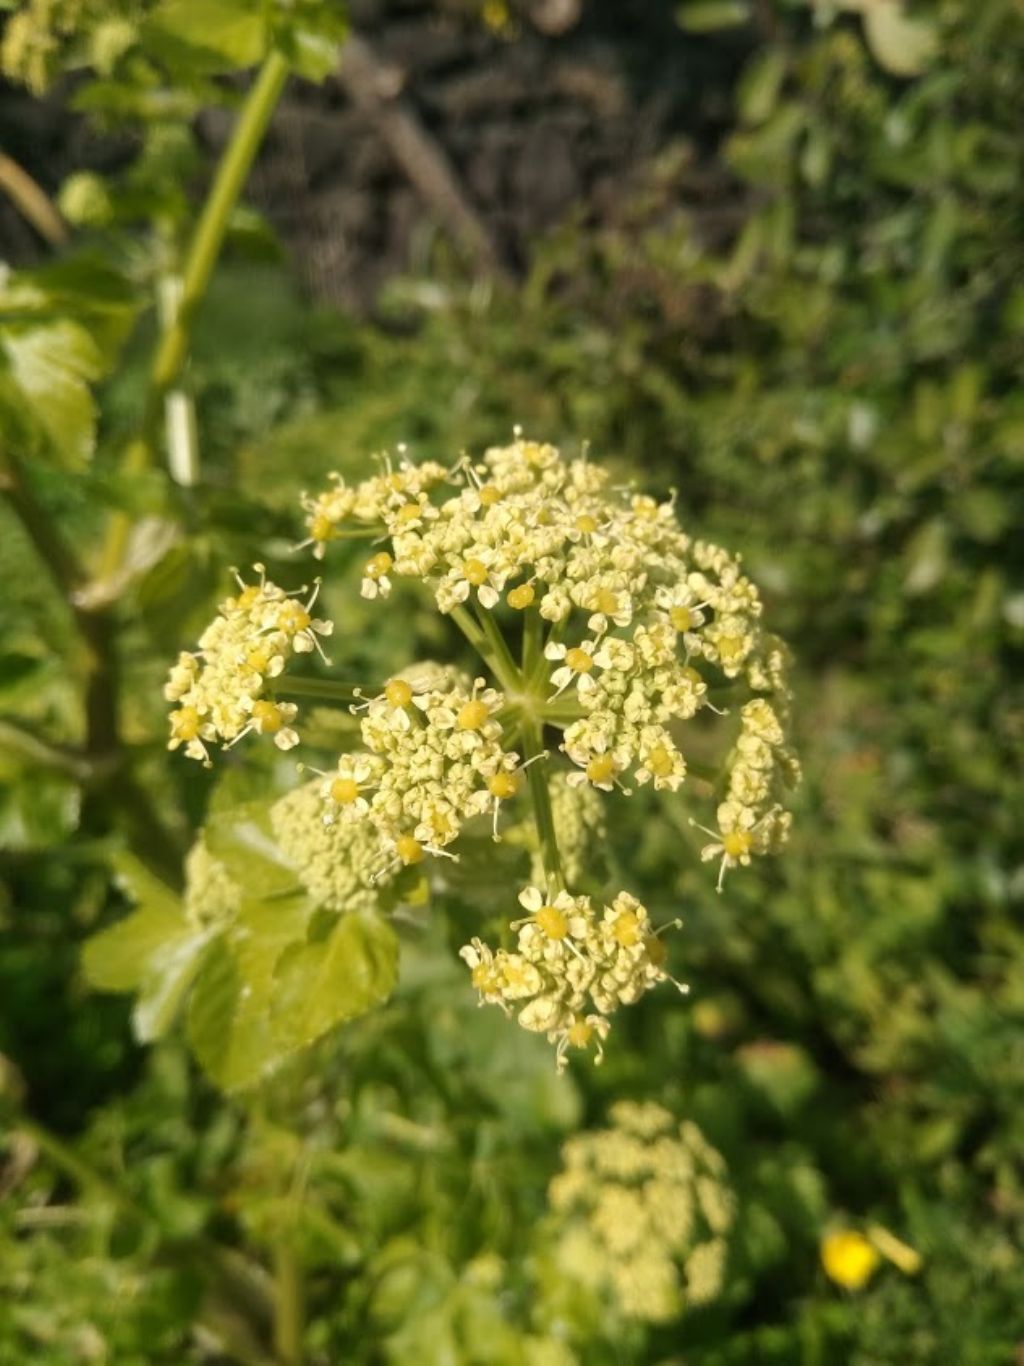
[187,895,314,1090]
[134,928,215,1043]
[204,801,301,899]
[0,770,81,850]
[0,320,101,466]
[110,851,182,920]
[277,26,343,84]
[18,255,139,362]
[270,0,347,82]
[82,902,192,993]
[146,0,269,69]
[676,1,750,32]
[83,851,211,1041]
[271,913,399,1056]
[0,257,136,467]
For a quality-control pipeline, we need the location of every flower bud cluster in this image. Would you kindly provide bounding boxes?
[183,840,242,929]
[695,696,801,890]
[165,568,332,766]
[460,887,684,1069]
[546,1101,734,1324]
[318,669,520,867]
[302,436,798,884]
[271,781,396,914]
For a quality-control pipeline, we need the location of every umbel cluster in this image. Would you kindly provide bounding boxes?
[166,436,799,1068]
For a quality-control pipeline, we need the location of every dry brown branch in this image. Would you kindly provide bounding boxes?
[337,36,512,283]
[0,150,68,246]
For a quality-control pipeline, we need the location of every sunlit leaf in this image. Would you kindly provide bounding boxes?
[271,912,399,1055]
[146,0,269,69]
[186,895,314,1090]
[0,320,101,466]
[82,903,192,993]
[204,801,301,899]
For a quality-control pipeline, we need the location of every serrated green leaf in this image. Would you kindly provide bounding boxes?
[0,320,101,466]
[277,26,342,83]
[147,0,269,68]
[271,913,399,1055]
[134,929,216,1043]
[16,255,139,361]
[204,801,301,899]
[110,851,182,920]
[186,895,314,1090]
[82,903,191,993]
[186,936,242,1083]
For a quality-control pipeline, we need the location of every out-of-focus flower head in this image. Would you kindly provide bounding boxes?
[543,1101,734,1323]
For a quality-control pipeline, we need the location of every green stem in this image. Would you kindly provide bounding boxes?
[520,711,563,893]
[521,606,542,680]
[273,676,365,704]
[0,450,182,884]
[148,51,290,408]
[475,605,523,693]
[273,1243,304,1366]
[98,50,291,581]
[449,605,520,695]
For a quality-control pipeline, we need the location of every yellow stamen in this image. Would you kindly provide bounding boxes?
[330,777,360,804]
[385,678,413,708]
[488,772,520,799]
[507,583,535,610]
[565,647,594,673]
[251,700,283,734]
[396,835,423,865]
[457,700,490,731]
[586,754,615,784]
[535,905,569,940]
[723,831,752,860]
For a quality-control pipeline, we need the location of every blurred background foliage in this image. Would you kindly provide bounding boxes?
[1,0,1022,1361]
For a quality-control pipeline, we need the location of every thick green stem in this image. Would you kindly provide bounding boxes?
[521,606,542,679]
[449,604,521,695]
[475,605,523,693]
[99,50,291,581]
[148,51,290,407]
[520,712,563,893]
[273,1243,304,1366]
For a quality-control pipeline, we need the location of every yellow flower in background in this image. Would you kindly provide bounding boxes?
[821,1230,880,1291]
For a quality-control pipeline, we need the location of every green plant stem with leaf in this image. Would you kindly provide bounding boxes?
[1,48,297,881]
[98,48,292,583]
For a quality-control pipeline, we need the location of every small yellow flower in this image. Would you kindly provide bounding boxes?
[821,1230,880,1291]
